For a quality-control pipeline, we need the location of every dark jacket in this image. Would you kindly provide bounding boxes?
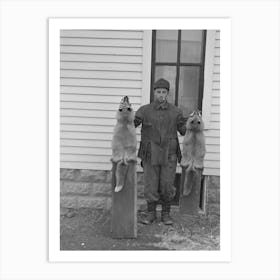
[134,101,186,165]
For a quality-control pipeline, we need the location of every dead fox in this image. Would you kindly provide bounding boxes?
[181,110,206,195]
[111,96,137,192]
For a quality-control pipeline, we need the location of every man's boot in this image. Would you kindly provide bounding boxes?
[161,202,173,225]
[141,202,157,225]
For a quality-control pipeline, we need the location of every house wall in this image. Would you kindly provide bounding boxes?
[60,169,147,211]
[202,30,220,176]
[59,29,220,212]
[60,29,220,176]
[60,30,149,171]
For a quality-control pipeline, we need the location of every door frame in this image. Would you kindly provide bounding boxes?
[149,30,207,110]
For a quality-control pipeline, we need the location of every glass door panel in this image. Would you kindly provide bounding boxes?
[178,66,200,117]
[155,30,178,63]
[180,30,203,63]
[154,66,177,104]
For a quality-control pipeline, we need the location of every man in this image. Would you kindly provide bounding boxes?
[134,78,186,225]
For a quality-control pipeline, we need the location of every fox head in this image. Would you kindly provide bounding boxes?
[186,110,204,131]
[116,96,134,123]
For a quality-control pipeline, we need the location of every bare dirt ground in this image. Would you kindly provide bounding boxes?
[60,206,220,250]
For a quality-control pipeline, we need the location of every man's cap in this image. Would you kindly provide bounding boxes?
[153,78,170,91]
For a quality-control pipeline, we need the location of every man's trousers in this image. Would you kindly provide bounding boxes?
[142,154,177,203]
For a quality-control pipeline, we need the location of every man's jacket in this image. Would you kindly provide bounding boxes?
[134,101,186,165]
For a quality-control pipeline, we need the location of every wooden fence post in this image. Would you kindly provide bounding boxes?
[111,162,137,238]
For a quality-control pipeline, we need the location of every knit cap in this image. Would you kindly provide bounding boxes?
[153,78,170,90]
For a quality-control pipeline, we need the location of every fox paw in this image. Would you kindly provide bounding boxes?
[128,157,137,163]
[123,157,136,164]
[180,159,188,167]
[181,162,190,169]
[111,157,122,163]
[121,158,128,165]
[114,185,123,192]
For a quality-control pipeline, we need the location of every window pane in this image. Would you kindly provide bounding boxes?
[180,30,203,63]
[154,66,176,104]
[156,30,178,63]
[178,66,200,117]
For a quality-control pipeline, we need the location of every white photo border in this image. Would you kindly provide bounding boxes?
[49,18,231,262]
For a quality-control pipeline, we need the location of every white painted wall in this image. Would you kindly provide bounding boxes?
[201,30,220,176]
[60,30,152,170]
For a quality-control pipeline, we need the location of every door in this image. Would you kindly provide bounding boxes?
[150,30,207,207]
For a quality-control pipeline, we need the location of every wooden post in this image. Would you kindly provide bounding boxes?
[111,162,137,238]
[179,167,202,215]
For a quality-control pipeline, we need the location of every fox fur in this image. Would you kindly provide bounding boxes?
[181,111,206,195]
[111,96,137,192]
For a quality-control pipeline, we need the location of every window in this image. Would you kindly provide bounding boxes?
[150,30,207,117]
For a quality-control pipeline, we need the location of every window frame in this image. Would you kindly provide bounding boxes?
[150,30,207,112]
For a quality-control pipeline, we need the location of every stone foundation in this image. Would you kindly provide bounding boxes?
[60,169,146,212]
[60,168,220,215]
[205,175,220,215]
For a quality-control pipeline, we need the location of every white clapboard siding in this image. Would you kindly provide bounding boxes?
[60,30,143,39]
[61,38,143,48]
[61,94,141,104]
[61,116,115,126]
[61,54,143,64]
[61,131,141,141]
[61,124,142,134]
[61,70,142,80]
[203,30,220,176]
[60,29,220,177]
[61,108,135,119]
[61,78,142,88]
[61,139,112,148]
[61,86,141,96]
[61,46,142,56]
[60,101,139,111]
[60,30,145,170]
[61,61,142,72]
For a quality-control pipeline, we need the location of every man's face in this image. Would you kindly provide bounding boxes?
[154,88,168,103]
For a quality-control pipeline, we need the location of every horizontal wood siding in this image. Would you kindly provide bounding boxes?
[60,29,220,177]
[203,30,220,176]
[60,30,144,170]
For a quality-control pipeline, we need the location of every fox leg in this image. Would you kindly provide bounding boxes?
[183,169,194,196]
[123,149,137,165]
[114,161,129,192]
[111,151,123,163]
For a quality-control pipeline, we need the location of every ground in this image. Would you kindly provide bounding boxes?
[60,206,220,250]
